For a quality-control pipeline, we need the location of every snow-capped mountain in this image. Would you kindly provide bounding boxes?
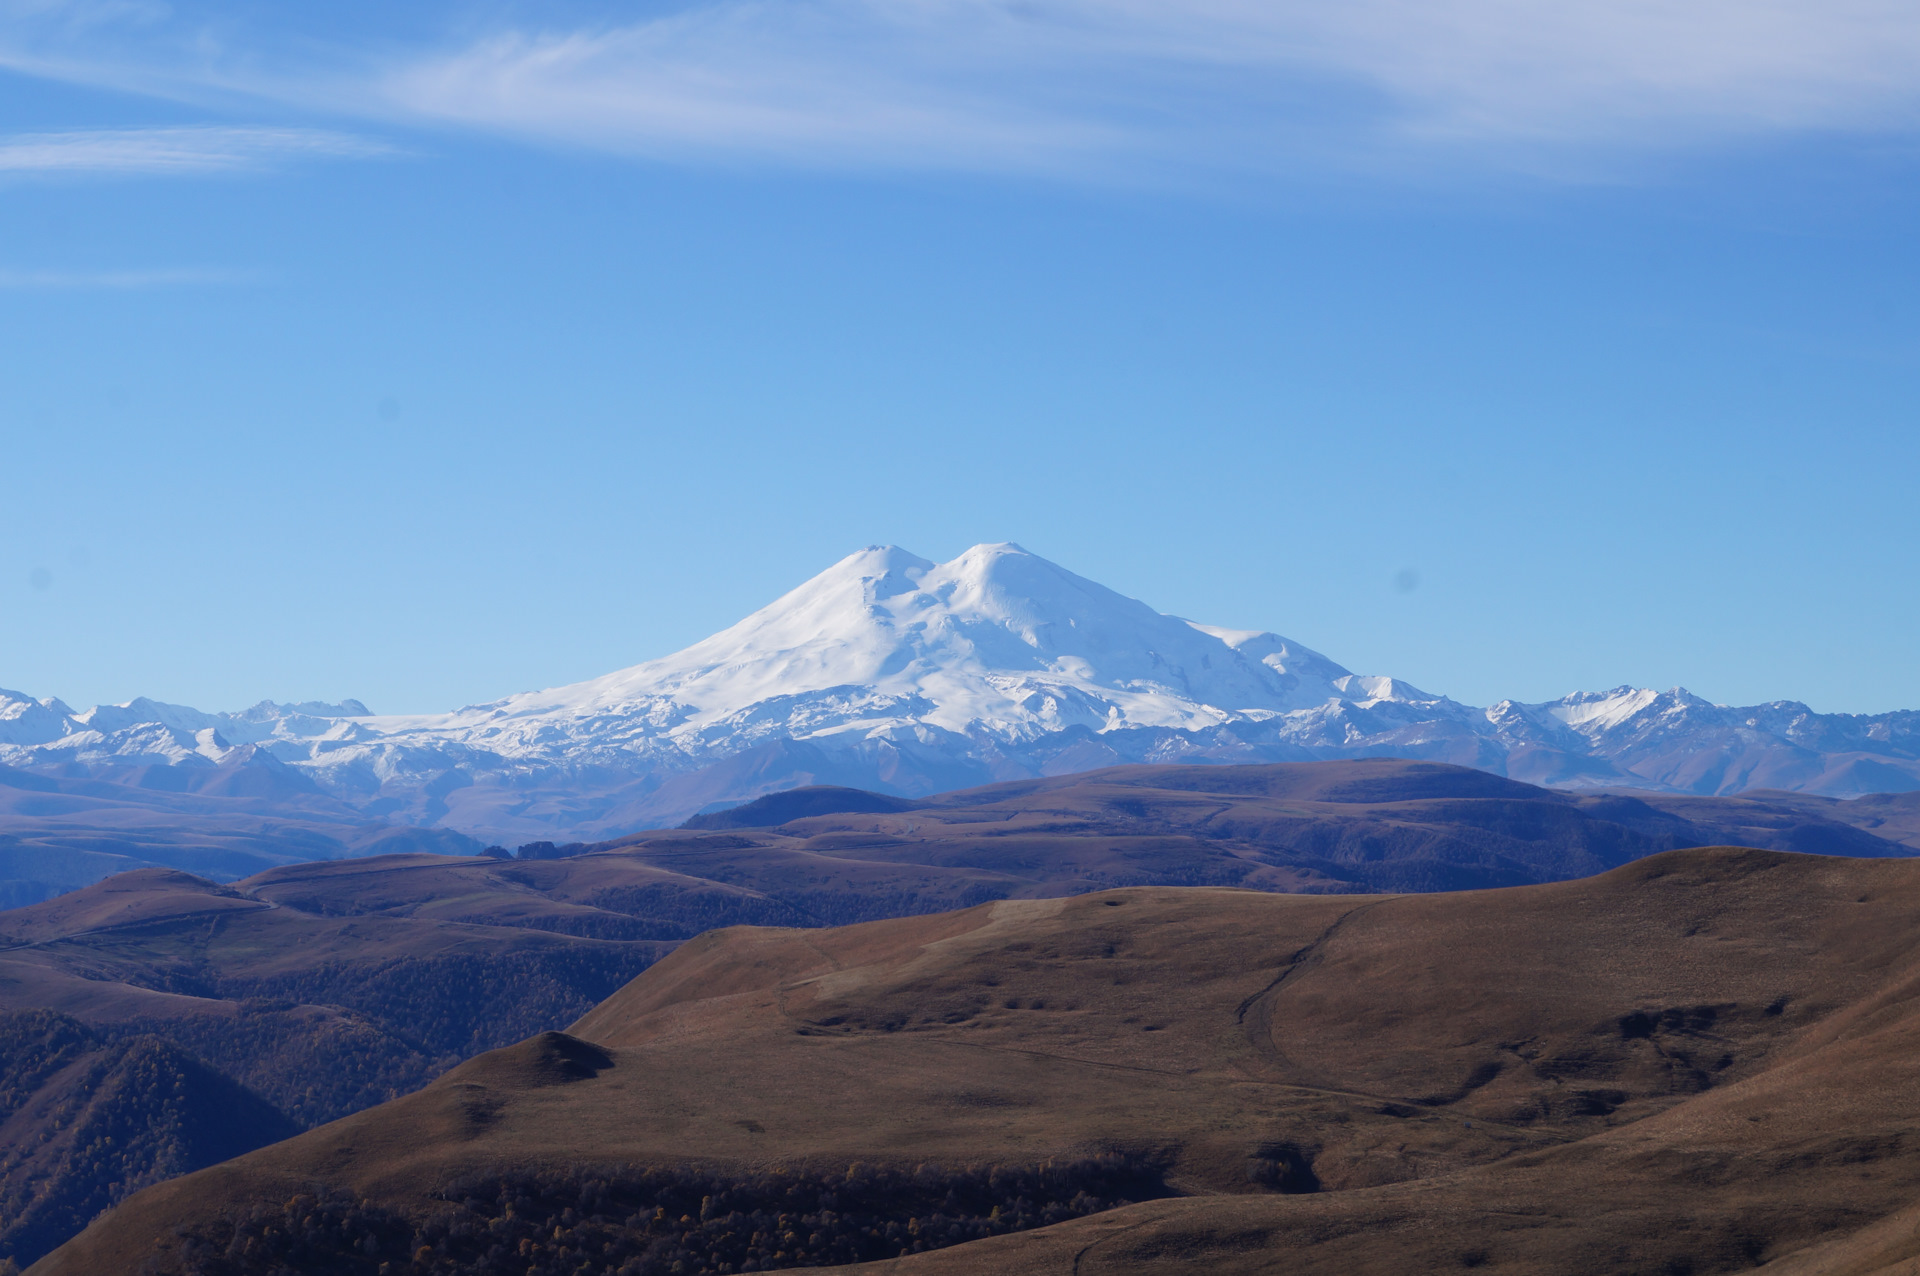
[371,543,1444,754]
[4,543,1916,842]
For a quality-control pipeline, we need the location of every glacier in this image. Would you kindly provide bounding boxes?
[3,542,1916,843]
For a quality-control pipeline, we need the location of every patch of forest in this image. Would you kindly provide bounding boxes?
[0,1011,296,1271]
[141,1154,1170,1275]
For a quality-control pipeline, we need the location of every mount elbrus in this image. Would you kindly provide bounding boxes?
[4,544,1916,846]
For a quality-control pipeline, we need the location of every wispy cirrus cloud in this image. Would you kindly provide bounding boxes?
[7,0,1920,177]
[0,126,391,175]
[367,0,1920,175]
[377,17,1126,172]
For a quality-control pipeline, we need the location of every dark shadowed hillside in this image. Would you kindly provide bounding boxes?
[681,784,922,829]
[0,1011,296,1270]
[0,869,668,1127]
[0,866,671,1264]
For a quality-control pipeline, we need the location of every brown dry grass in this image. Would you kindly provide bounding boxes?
[36,845,1920,1275]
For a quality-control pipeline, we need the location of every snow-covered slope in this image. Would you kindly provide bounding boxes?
[4,543,1916,841]
[371,543,1427,755]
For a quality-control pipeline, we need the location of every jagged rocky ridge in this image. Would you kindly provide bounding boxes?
[3,543,1916,843]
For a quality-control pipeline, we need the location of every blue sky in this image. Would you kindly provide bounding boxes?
[2,0,1918,717]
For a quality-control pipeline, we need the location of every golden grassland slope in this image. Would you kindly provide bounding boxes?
[37,846,1920,1276]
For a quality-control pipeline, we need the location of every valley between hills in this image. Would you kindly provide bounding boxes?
[7,760,1920,1273]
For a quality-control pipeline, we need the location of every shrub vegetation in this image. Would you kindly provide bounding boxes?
[145,1155,1169,1276]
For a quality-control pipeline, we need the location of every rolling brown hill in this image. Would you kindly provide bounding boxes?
[35,845,1920,1276]
[9,756,1915,917]
[7,758,1919,1270]
[546,759,1912,928]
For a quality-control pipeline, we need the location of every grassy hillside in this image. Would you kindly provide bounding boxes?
[37,846,1920,1276]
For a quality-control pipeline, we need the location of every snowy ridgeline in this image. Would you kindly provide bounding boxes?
[3,544,1917,816]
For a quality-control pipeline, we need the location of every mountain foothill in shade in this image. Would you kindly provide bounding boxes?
[0,1010,297,1271]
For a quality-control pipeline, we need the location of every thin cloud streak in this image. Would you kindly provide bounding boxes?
[379,17,1127,171]
[0,126,392,175]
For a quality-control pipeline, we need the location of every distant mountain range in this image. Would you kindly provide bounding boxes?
[4,543,1917,844]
